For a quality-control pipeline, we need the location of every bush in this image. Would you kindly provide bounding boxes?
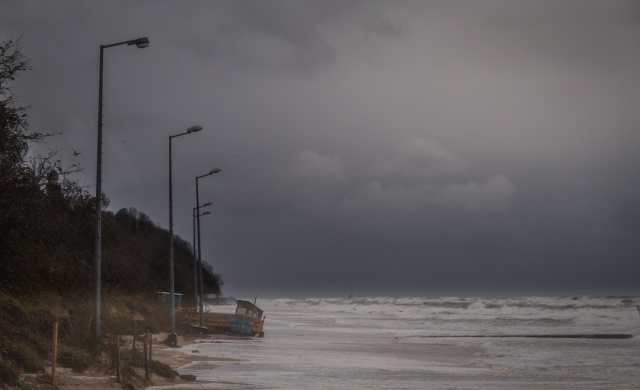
[0,360,20,386]
[151,360,177,379]
[4,342,44,374]
[58,348,93,373]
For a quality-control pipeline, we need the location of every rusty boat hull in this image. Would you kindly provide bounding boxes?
[177,299,265,337]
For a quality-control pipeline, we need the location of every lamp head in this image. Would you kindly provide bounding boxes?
[187,125,203,133]
[127,37,149,48]
[209,168,221,174]
[202,211,212,216]
[203,202,213,207]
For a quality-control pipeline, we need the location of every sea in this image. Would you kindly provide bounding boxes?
[152,296,640,389]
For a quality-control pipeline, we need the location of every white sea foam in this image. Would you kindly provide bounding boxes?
[152,296,640,389]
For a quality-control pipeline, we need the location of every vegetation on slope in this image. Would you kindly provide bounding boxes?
[0,37,223,387]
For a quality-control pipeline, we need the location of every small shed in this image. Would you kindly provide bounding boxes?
[156,292,183,308]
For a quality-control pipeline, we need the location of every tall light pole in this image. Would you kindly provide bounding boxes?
[168,125,203,346]
[192,203,211,305]
[93,36,149,341]
[196,168,221,326]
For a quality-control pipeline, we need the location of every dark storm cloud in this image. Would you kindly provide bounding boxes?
[149,0,399,72]
[2,1,640,298]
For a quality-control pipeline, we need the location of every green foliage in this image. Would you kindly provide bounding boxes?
[0,294,50,377]
[151,360,177,379]
[57,330,103,374]
[3,341,44,374]
[0,360,20,386]
[57,348,94,373]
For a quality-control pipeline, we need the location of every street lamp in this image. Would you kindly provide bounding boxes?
[192,203,212,305]
[196,168,221,326]
[168,125,203,346]
[93,36,149,341]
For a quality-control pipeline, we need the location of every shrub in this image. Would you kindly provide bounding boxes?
[4,342,44,374]
[0,360,20,386]
[58,348,93,373]
[151,360,177,379]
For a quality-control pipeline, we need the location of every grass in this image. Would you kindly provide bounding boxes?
[151,360,177,379]
[0,360,20,387]
[57,347,94,373]
[0,290,172,387]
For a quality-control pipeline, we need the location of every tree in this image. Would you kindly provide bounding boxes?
[1,38,76,209]
[0,38,33,208]
[0,37,85,295]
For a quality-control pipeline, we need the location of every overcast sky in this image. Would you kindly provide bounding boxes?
[3,1,640,298]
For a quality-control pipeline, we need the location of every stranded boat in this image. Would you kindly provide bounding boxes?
[177,299,266,337]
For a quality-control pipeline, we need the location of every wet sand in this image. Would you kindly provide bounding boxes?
[143,297,640,389]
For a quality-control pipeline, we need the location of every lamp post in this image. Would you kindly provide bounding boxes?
[192,204,211,305]
[196,168,221,326]
[93,36,149,341]
[168,125,203,346]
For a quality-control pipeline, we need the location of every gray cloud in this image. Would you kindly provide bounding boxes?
[2,1,640,298]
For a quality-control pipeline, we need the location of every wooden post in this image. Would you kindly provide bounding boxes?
[143,333,149,379]
[116,335,121,383]
[52,321,58,385]
[148,329,153,365]
[133,322,137,352]
[145,329,151,379]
